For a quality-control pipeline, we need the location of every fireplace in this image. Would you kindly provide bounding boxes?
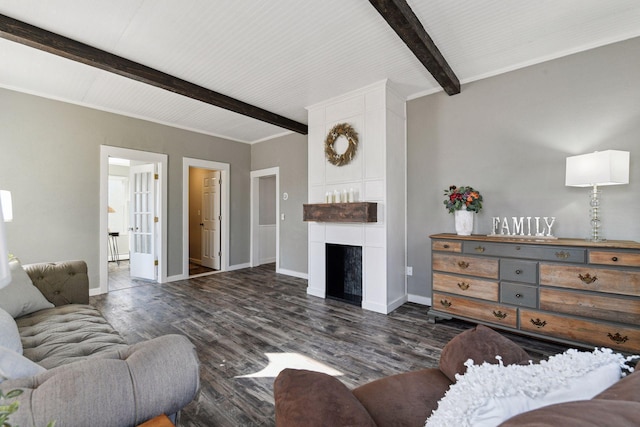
[325,243,362,306]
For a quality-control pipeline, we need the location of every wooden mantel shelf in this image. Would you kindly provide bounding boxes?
[303,202,377,223]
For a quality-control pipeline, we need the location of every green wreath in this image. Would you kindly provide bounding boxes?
[324,123,358,166]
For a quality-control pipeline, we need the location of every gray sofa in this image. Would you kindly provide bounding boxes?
[0,260,200,427]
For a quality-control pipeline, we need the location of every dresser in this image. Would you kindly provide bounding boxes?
[429,233,640,353]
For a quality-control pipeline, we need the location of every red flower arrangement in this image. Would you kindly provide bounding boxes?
[444,185,483,213]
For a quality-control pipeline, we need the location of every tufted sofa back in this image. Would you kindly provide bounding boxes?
[24,260,89,306]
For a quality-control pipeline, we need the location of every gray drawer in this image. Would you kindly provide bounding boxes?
[500,282,538,308]
[463,242,586,263]
[500,259,538,284]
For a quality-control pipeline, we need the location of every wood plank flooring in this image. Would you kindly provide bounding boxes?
[91,264,570,427]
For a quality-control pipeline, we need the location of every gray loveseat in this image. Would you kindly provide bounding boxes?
[0,259,200,427]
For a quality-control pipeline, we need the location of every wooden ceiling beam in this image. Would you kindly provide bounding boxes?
[369,0,460,95]
[0,14,308,135]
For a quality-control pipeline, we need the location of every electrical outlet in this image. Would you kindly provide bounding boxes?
[406,266,413,276]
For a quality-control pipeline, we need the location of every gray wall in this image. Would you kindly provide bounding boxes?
[407,36,640,298]
[251,133,308,274]
[0,88,251,287]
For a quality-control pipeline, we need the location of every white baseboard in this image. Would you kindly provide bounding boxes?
[306,287,325,298]
[89,287,104,296]
[260,257,276,264]
[408,294,431,306]
[189,257,202,265]
[227,262,251,271]
[277,268,308,279]
[166,274,188,282]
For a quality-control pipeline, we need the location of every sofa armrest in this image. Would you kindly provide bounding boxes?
[274,369,376,427]
[24,260,89,306]
[0,334,200,427]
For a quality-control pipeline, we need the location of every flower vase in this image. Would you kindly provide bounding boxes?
[454,210,474,236]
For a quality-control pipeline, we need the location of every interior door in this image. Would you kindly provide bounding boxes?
[129,163,157,280]
[201,170,221,270]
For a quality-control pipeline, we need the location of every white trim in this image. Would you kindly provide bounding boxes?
[408,294,431,306]
[89,287,103,297]
[227,262,251,271]
[166,274,186,282]
[100,146,168,294]
[250,130,294,145]
[250,167,280,272]
[278,268,308,280]
[182,158,230,277]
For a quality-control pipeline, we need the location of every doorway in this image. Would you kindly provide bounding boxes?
[182,158,230,278]
[250,167,280,271]
[99,146,168,295]
[188,167,221,274]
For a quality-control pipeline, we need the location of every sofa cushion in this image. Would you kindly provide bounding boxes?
[0,258,54,318]
[498,400,640,427]
[439,325,530,382]
[353,368,452,427]
[274,369,376,427]
[0,307,22,354]
[0,345,46,383]
[16,304,127,369]
[426,348,626,427]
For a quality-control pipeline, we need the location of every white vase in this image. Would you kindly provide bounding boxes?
[454,210,474,236]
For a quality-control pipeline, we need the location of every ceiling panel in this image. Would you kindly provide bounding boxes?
[1,0,639,143]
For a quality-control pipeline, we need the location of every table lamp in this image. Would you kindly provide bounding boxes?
[0,190,13,288]
[565,150,630,242]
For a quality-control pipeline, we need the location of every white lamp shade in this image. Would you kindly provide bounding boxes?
[0,190,11,288]
[565,150,630,187]
[1,190,13,222]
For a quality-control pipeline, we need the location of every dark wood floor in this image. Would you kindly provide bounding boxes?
[92,263,570,427]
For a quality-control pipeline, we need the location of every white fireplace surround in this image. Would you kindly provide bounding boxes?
[306,80,407,314]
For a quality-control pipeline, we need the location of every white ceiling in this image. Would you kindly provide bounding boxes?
[1,0,639,144]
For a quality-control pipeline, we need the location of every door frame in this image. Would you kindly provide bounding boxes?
[182,158,230,277]
[250,167,280,271]
[98,145,168,295]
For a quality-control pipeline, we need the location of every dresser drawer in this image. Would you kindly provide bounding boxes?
[589,250,640,267]
[520,309,640,352]
[500,282,537,308]
[433,273,499,301]
[540,288,640,325]
[432,240,462,253]
[433,293,517,327]
[500,259,538,284]
[463,242,585,263]
[540,263,640,297]
[432,253,499,279]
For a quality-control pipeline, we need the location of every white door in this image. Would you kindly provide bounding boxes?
[201,170,221,270]
[129,163,157,280]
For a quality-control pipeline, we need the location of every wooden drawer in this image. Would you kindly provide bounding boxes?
[540,288,640,325]
[500,282,537,308]
[540,263,640,297]
[432,253,499,279]
[433,272,499,301]
[589,250,640,268]
[520,309,640,353]
[432,240,462,253]
[500,259,538,284]
[463,242,585,263]
[433,292,517,327]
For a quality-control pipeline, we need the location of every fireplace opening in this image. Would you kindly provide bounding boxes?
[326,243,362,306]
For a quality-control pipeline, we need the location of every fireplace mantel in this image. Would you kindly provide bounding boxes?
[303,202,377,223]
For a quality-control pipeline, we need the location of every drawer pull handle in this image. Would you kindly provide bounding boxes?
[440,299,452,308]
[443,244,450,249]
[611,256,618,262]
[515,246,521,250]
[457,261,470,269]
[578,273,598,284]
[607,332,628,344]
[515,293,522,298]
[530,318,547,328]
[475,246,485,253]
[457,282,470,291]
[555,251,570,260]
[515,269,523,275]
[493,310,508,319]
